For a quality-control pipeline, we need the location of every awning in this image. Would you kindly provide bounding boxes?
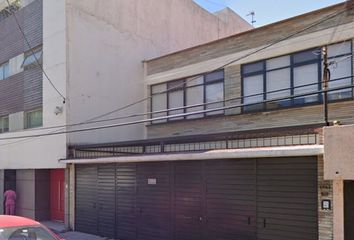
[61,145,324,164]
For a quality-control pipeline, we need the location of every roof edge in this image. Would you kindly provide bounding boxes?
[145,2,346,63]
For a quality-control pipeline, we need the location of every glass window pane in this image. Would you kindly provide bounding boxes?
[266,68,291,109]
[328,56,352,100]
[186,76,203,87]
[294,63,319,104]
[3,117,9,132]
[206,82,224,116]
[151,84,167,123]
[151,93,167,123]
[23,49,43,67]
[267,56,290,70]
[151,83,166,94]
[0,65,3,80]
[205,70,224,82]
[293,49,319,64]
[3,63,9,79]
[168,90,184,120]
[243,74,264,112]
[328,41,351,58]
[25,110,43,129]
[186,85,204,119]
[243,61,264,75]
[167,79,184,91]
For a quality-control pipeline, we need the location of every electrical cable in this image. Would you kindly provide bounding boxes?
[0,5,351,145]
[81,4,351,124]
[0,75,350,133]
[6,0,66,103]
[0,83,353,141]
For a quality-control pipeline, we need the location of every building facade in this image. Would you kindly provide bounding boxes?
[0,0,251,224]
[65,2,354,240]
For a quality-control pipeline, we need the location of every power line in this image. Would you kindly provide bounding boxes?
[0,5,350,144]
[1,75,350,133]
[6,0,66,103]
[0,83,353,141]
[70,4,349,133]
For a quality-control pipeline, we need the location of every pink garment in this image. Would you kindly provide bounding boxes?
[4,190,16,215]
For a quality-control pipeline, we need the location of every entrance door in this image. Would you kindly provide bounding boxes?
[50,169,65,222]
[345,181,354,240]
[4,170,16,191]
[174,161,204,240]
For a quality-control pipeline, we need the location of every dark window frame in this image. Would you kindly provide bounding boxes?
[150,70,225,124]
[241,41,353,113]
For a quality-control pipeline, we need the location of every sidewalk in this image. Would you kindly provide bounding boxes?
[41,221,106,240]
[59,231,107,240]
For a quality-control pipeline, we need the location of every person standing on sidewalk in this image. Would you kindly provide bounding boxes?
[4,189,16,215]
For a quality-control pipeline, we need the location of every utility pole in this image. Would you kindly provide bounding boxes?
[322,46,330,126]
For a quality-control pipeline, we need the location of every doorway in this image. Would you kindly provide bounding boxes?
[50,169,65,222]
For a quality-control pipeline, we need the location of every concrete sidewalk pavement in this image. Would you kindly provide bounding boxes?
[41,221,107,240]
[59,231,107,240]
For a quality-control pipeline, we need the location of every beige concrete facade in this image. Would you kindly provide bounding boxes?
[143,3,354,240]
[333,180,344,240]
[324,124,354,180]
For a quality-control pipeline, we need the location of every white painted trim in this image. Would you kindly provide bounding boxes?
[145,22,354,85]
[61,145,324,164]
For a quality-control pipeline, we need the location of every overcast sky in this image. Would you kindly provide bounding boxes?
[194,0,345,27]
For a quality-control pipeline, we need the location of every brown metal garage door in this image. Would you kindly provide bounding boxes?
[256,157,318,240]
[75,157,318,240]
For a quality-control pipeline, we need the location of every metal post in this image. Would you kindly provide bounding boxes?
[322,46,330,126]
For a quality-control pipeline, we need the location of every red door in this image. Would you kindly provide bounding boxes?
[50,169,65,222]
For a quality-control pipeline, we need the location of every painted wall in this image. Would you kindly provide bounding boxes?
[324,124,354,180]
[65,0,251,145]
[0,0,67,169]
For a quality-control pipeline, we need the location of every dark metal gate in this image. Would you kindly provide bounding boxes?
[345,181,354,240]
[174,162,204,240]
[136,162,171,240]
[256,157,318,240]
[75,165,98,235]
[205,160,257,240]
[75,157,318,240]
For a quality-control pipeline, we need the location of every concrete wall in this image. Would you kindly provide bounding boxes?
[16,169,35,218]
[16,169,50,221]
[318,156,334,240]
[324,124,354,180]
[65,0,251,145]
[0,0,67,169]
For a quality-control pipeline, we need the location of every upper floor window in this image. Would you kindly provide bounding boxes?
[0,116,9,133]
[150,70,224,123]
[242,41,353,113]
[24,109,42,129]
[0,62,9,81]
[22,47,43,69]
